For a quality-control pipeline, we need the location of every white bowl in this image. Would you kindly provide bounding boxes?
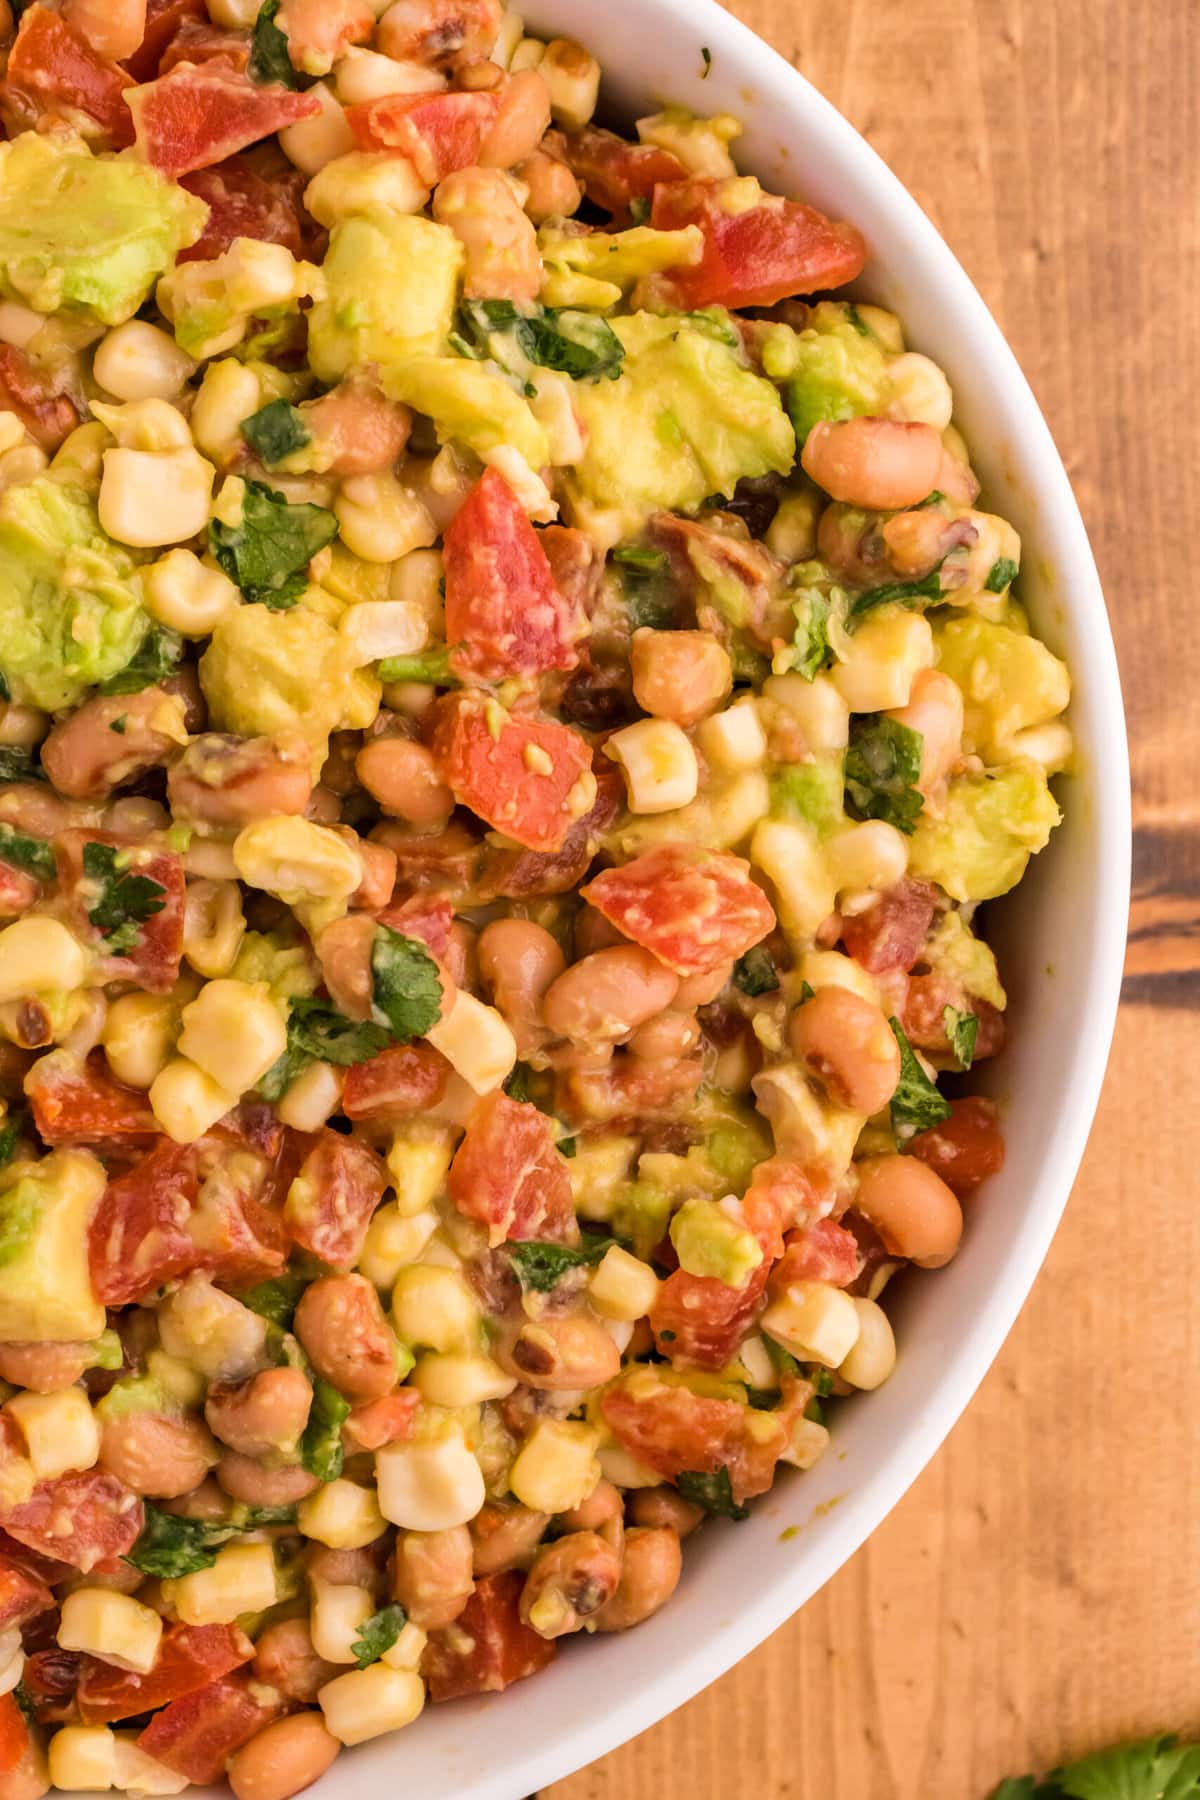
[324,4,1130,1794]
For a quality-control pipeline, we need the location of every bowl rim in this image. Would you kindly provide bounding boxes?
[468,2,1129,1790]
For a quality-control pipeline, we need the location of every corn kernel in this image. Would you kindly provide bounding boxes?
[887,351,954,431]
[762,1280,862,1368]
[297,1479,386,1550]
[0,917,87,1000]
[305,153,429,230]
[424,990,516,1095]
[696,699,767,772]
[339,600,428,664]
[149,1056,239,1143]
[604,718,698,814]
[540,38,600,128]
[779,1415,831,1471]
[58,1590,162,1674]
[838,1296,896,1390]
[334,472,437,562]
[832,611,934,712]
[358,1202,438,1287]
[751,1062,862,1173]
[750,818,837,940]
[318,1662,425,1746]
[391,1265,479,1353]
[385,1127,454,1217]
[190,360,262,465]
[411,1353,516,1407]
[168,1541,277,1625]
[102,992,176,1090]
[99,447,215,549]
[93,321,196,403]
[49,1725,119,1792]
[335,48,445,105]
[762,671,849,752]
[234,815,363,904]
[6,1387,99,1480]
[828,820,909,896]
[112,1735,190,1796]
[509,1418,600,1514]
[380,1620,427,1671]
[375,1430,485,1531]
[146,548,240,638]
[589,1246,659,1322]
[176,978,287,1095]
[310,1580,374,1663]
[279,80,356,174]
[278,1058,345,1132]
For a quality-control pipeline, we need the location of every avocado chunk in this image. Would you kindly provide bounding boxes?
[770,756,846,839]
[0,133,205,325]
[670,1196,763,1287]
[94,1372,169,1423]
[0,1150,106,1342]
[307,213,463,384]
[762,303,890,446]
[923,910,1006,1010]
[0,478,151,709]
[908,761,1062,902]
[935,615,1070,762]
[199,602,380,758]
[383,357,549,468]
[567,313,795,537]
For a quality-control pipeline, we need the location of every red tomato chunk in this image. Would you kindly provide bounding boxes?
[556,124,686,213]
[771,1218,862,1291]
[840,876,937,974]
[342,1043,449,1122]
[650,176,866,310]
[907,1096,1006,1196]
[447,1092,577,1247]
[602,1371,784,1503]
[347,90,499,183]
[583,845,776,978]
[432,693,595,854]
[0,1470,143,1574]
[422,1571,555,1701]
[126,61,320,178]
[77,1623,254,1725]
[136,1670,282,1782]
[26,1051,161,1152]
[6,5,135,143]
[284,1128,388,1270]
[180,155,308,262]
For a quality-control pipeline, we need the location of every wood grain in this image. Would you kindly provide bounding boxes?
[546,0,1200,1794]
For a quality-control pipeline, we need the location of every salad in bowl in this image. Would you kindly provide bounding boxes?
[0,0,1076,1795]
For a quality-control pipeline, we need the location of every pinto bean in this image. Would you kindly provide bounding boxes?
[469,1501,550,1575]
[296,380,411,477]
[627,1487,705,1538]
[254,1619,341,1704]
[593,1526,682,1631]
[787,986,901,1115]
[514,146,582,222]
[98,1412,219,1500]
[801,417,944,511]
[433,167,541,303]
[376,0,501,68]
[626,1009,700,1062]
[853,1155,963,1268]
[294,1275,400,1401]
[478,68,552,169]
[390,1525,474,1628]
[0,1342,95,1393]
[478,919,565,1055]
[41,687,185,799]
[204,1368,313,1461]
[355,737,454,827]
[630,629,732,727]
[519,1530,621,1638]
[168,732,315,830]
[495,1309,621,1392]
[315,912,378,1022]
[228,1711,341,1800]
[216,1453,322,1506]
[542,947,679,1046]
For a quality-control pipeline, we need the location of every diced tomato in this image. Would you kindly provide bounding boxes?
[0,1555,53,1632]
[0,346,79,453]
[649,176,866,310]
[284,1128,387,1270]
[422,1571,555,1702]
[54,830,185,994]
[0,1693,31,1778]
[88,1138,197,1305]
[216,1098,286,1164]
[582,845,775,979]
[0,1530,71,1588]
[555,124,686,213]
[346,90,499,184]
[743,1156,831,1239]
[0,862,38,920]
[431,694,594,855]
[6,6,135,143]
[136,1670,281,1782]
[907,1096,1005,1196]
[476,758,621,904]
[342,1044,449,1122]
[375,892,454,960]
[179,154,306,262]
[652,1262,771,1370]
[442,469,583,685]
[0,1470,143,1574]
[77,1623,253,1725]
[124,0,207,82]
[19,1648,80,1726]
[840,877,937,974]
[342,1389,420,1455]
[26,1050,160,1151]
[446,1092,576,1248]
[770,1218,862,1292]
[601,1369,784,1503]
[158,17,250,73]
[188,1143,289,1289]
[901,974,1006,1064]
[126,60,320,179]
[555,1054,702,1129]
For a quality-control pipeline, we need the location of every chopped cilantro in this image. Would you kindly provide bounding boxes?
[126,1505,244,1579]
[985,555,1019,593]
[370,927,444,1044]
[210,479,338,610]
[288,996,391,1068]
[351,1603,407,1669]
[845,303,870,337]
[506,1233,616,1294]
[0,823,54,883]
[764,1335,800,1379]
[242,398,311,466]
[989,1734,1200,1800]
[249,0,307,87]
[788,588,830,680]
[889,1017,951,1134]
[239,1272,308,1331]
[700,45,712,75]
[845,563,945,629]
[109,715,127,735]
[457,299,625,382]
[82,841,166,954]
[300,1380,350,1483]
[0,1110,25,1170]
[376,644,457,686]
[844,716,925,834]
[99,625,184,696]
[12,1683,34,1727]
[0,748,44,784]
[677,1466,748,1520]
[733,947,779,996]
[942,1004,978,1070]
[797,980,816,1003]
[811,1367,834,1396]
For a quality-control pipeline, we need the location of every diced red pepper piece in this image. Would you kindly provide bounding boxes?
[447,1092,576,1248]
[906,1096,1005,1196]
[346,89,499,183]
[26,1050,160,1152]
[341,1043,449,1122]
[442,469,583,685]
[0,1693,31,1778]
[158,18,251,73]
[87,1138,196,1305]
[476,757,620,904]
[601,1369,784,1503]
[583,845,775,979]
[136,1670,282,1782]
[839,876,937,974]
[126,60,319,179]
[0,1555,53,1632]
[179,154,307,262]
[422,1571,555,1702]
[556,124,686,213]
[284,1128,387,1270]
[770,1218,862,1291]
[124,0,207,81]
[77,1623,254,1725]
[0,1470,143,1574]
[188,1141,289,1289]
[649,176,866,310]
[7,5,135,143]
[432,693,594,855]
[342,1389,420,1454]
[375,892,454,961]
[0,346,79,452]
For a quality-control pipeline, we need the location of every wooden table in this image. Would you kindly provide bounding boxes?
[548,1,1200,1794]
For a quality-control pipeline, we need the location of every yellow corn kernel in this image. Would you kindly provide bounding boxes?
[762,1280,862,1368]
[380,1619,427,1671]
[410,1353,516,1408]
[339,600,428,664]
[310,1580,374,1664]
[146,548,240,638]
[58,1590,162,1675]
[167,1542,277,1626]
[148,1056,239,1144]
[391,1265,479,1354]
[750,818,837,940]
[796,949,881,1008]
[828,820,909,897]
[588,1245,659,1323]
[509,36,546,73]
[375,1430,485,1532]
[0,412,25,455]
[335,48,446,105]
[297,1480,386,1551]
[6,1388,99,1480]
[49,1725,119,1793]
[568,1135,638,1222]
[358,1202,438,1287]
[93,320,197,402]
[157,1274,268,1381]
[887,351,954,431]
[181,878,247,979]
[279,80,355,175]
[762,670,850,752]
[233,815,362,904]
[832,611,934,713]
[90,398,191,451]
[838,1296,896,1390]
[751,1062,862,1173]
[539,38,600,128]
[176,978,286,1095]
[102,992,176,1090]
[305,152,429,229]
[509,1419,600,1514]
[779,1414,831,1471]
[0,917,87,1000]
[636,109,741,179]
[190,360,262,466]
[99,447,215,549]
[696,699,767,773]
[334,473,437,563]
[423,990,516,1095]
[318,1663,425,1746]
[385,1127,454,1217]
[277,1058,345,1132]
[604,717,698,814]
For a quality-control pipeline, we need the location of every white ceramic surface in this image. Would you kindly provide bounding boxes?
[313,3,1131,1794]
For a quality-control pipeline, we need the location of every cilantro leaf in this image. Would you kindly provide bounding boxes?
[889,1017,951,1134]
[126,1506,231,1578]
[1054,1735,1200,1800]
[763,1335,800,1379]
[457,300,624,382]
[844,716,925,834]
[733,947,779,996]
[376,644,457,686]
[288,997,391,1067]
[210,479,338,610]
[82,842,167,953]
[351,1603,407,1669]
[613,546,677,629]
[985,555,1019,593]
[0,1111,25,1170]
[300,1379,350,1482]
[506,1233,615,1294]
[239,1272,308,1330]
[0,823,54,882]
[797,979,816,1003]
[242,398,310,465]
[846,564,945,629]
[249,0,306,86]
[99,625,184,696]
[677,1467,749,1520]
[788,588,830,680]
[989,1784,1039,1800]
[942,1004,978,1070]
[0,748,44,784]
[370,927,444,1044]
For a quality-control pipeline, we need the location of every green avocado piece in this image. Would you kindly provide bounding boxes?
[935,615,1070,762]
[908,761,1062,902]
[769,756,846,839]
[923,910,1007,1011]
[0,478,151,709]
[0,1150,106,1343]
[232,931,319,1012]
[307,213,463,384]
[383,356,549,468]
[94,1372,170,1423]
[567,313,795,537]
[0,133,205,324]
[198,602,379,756]
[670,1197,763,1287]
[764,307,889,446]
